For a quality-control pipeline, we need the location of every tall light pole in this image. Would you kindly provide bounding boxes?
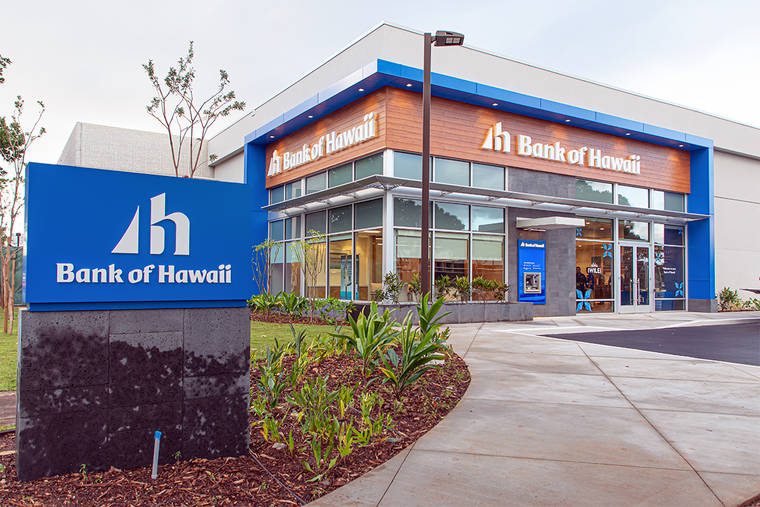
[420,30,464,297]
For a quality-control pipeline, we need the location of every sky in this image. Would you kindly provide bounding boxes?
[1,0,759,166]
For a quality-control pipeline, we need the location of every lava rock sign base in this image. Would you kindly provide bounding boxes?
[15,307,250,481]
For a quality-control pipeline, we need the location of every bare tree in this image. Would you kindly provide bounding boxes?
[143,41,245,177]
[252,239,277,295]
[293,230,327,317]
[0,95,45,332]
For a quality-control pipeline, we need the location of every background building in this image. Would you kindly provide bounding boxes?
[60,23,760,312]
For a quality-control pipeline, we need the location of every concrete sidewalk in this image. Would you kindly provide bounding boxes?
[312,312,760,506]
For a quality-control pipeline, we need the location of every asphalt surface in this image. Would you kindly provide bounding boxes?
[546,320,760,366]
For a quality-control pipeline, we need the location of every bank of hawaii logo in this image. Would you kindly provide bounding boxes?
[112,193,189,255]
[576,289,593,312]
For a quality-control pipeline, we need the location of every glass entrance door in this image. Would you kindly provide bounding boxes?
[619,243,653,313]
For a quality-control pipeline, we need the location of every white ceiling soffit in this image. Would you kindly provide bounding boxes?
[516,217,586,230]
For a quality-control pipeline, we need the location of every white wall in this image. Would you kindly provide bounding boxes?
[713,151,760,297]
[213,152,244,183]
[58,122,212,178]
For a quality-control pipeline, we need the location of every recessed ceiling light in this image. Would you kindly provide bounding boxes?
[625,132,631,136]
[492,102,498,106]
[269,135,275,139]
[565,119,571,123]
[678,144,684,147]
[308,115,313,118]
[358,88,364,92]
[405,83,413,87]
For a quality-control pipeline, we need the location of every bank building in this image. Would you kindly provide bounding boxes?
[59,23,760,316]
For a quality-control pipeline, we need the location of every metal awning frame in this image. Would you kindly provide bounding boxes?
[264,175,709,224]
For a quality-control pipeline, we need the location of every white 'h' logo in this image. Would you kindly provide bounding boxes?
[481,122,511,153]
[112,193,190,255]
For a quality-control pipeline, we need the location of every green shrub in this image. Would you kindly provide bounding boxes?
[408,273,422,302]
[380,314,446,397]
[417,293,450,344]
[453,276,471,302]
[248,292,280,313]
[277,292,309,317]
[286,375,339,440]
[382,272,404,304]
[434,276,452,300]
[255,339,288,410]
[718,287,742,311]
[331,302,398,377]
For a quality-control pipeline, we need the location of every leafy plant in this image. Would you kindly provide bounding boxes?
[287,376,339,440]
[338,384,355,418]
[417,293,450,345]
[472,276,496,301]
[372,288,385,302]
[408,273,422,302]
[248,292,280,314]
[494,282,509,302]
[337,418,358,458]
[302,437,337,482]
[382,272,405,304]
[331,302,398,377]
[718,287,741,311]
[256,339,288,410]
[453,276,471,302]
[261,415,282,443]
[434,275,452,300]
[743,298,760,311]
[380,315,446,397]
[278,291,309,318]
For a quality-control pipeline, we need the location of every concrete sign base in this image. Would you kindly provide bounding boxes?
[16,307,250,481]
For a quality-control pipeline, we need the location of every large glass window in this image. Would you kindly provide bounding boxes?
[654,224,685,310]
[285,217,300,240]
[471,206,504,233]
[576,179,613,203]
[395,198,422,227]
[619,220,649,241]
[285,243,301,295]
[270,185,284,204]
[355,199,382,229]
[355,153,383,180]
[617,185,649,208]
[328,234,353,299]
[269,220,284,242]
[285,181,301,200]
[302,237,326,299]
[269,242,285,294]
[575,241,614,301]
[472,163,504,190]
[472,236,504,301]
[653,224,684,246]
[434,158,469,186]
[328,205,352,233]
[306,172,326,194]
[305,211,326,236]
[434,232,469,300]
[394,152,422,180]
[434,202,468,230]
[395,229,422,303]
[651,190,686,212]
[328,163,352,188]
[575,217,613,241]
[354,230,383,301]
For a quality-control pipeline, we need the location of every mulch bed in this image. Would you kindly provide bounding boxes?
[250,311,337,325]
[0,350,470,505]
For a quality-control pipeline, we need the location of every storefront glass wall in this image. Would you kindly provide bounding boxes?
[654,224,686,310]
[575,217,615,313]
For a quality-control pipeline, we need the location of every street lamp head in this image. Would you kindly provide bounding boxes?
[433,30,464,46]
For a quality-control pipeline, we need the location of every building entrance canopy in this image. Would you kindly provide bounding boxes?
[263,174,709,225]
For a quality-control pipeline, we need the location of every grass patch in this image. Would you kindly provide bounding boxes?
[0,308,18,392]
[250,321,333,358]
[0,315,333,392]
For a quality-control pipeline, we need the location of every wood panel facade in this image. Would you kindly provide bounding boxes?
[266,87,691,193]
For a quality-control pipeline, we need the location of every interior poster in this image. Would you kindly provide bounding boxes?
[518,239,546,304]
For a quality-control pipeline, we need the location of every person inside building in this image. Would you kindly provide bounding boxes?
[576,266,587,292]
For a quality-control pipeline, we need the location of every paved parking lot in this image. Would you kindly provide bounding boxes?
[312,311,760,506]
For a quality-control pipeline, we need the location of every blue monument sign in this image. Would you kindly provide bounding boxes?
[517,239,546,304]
[25,163,253,310]
[18,163,254,481]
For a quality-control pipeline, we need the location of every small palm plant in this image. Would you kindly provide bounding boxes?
[331,302,398,377]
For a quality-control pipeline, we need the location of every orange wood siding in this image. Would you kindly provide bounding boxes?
[385,87,690,193]
[265,87,690,193]
[265,91,387,188]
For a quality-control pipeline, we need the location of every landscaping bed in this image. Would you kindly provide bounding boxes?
[0,300,469,505]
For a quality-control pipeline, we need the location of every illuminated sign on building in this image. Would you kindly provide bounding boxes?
[268,112,377,176]
[481,122,641,175]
